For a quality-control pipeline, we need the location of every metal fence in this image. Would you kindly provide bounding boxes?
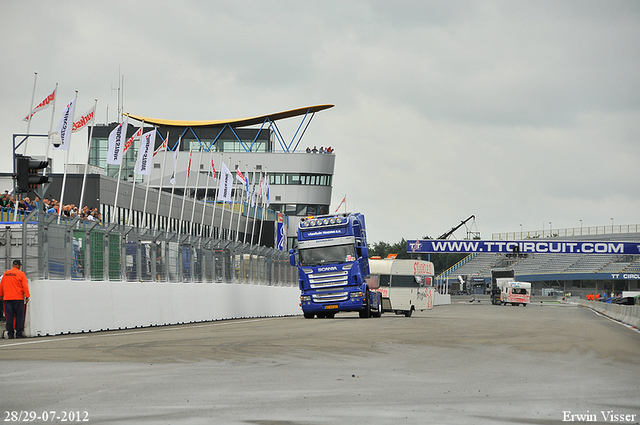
[2,210,297,286]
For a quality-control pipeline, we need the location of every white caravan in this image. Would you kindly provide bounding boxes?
[367,258,435,317]
[499,281,531,306]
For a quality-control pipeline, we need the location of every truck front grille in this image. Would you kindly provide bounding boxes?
[308,270,349,288]
[312,291,349,303]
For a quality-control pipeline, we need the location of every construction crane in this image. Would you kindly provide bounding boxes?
[437,215,479,240]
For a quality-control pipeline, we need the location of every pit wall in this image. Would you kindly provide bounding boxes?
[577,299,640,329]
[434,292,451,306]
[24,280,301,337]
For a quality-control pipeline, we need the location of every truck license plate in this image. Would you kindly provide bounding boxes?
[325,305,338,309]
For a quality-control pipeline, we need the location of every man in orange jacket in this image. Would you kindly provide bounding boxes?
[0,259,30,339]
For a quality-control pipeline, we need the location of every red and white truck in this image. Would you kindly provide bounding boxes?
[498,281,531,306]
[367,258,435,317]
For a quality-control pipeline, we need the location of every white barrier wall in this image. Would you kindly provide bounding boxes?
[25,280,302,337]
[434,292,451,306]
[578,299,640,329]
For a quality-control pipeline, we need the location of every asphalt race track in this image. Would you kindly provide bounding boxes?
[1,300,639,424]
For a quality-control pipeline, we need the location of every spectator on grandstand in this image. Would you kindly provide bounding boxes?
[311,146,318,153]
[18,197,33,212]
[46,199,58,214]
[2,194,15,209]
[90,208,101,222]
[306,147,311,153]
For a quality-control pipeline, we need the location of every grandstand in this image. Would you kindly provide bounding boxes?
[438,228,640,297]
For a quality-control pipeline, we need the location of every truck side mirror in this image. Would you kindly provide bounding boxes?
[289,249,296,266]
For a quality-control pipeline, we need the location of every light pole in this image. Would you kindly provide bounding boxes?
[611,217,614,233]
[549,221,552,237]
[580,219,582,236]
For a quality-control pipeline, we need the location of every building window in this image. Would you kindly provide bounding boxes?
[271,173,331,186]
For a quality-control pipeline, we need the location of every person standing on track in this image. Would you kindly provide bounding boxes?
[0,259,30,339]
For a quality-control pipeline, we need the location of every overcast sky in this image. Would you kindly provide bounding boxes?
[1,1,639,243]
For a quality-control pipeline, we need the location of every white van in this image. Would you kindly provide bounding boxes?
[367,258,435,317]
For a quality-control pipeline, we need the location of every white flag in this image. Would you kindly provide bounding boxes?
[24,87,56,122]
[53,99,76,151]
[250,175,258,207]
[265,181,270,207]
[153,137,168,157]
[217,162,233,202]
[135,130,155,175]
[107,118,128,165]
[72,106,95,133]
[169,149,178,185]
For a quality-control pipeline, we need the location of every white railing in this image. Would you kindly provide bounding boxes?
[492,224,640,241]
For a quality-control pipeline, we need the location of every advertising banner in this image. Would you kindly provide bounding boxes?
[407,239,640,255]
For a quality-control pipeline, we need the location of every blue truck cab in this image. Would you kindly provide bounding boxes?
[289,212,382,319]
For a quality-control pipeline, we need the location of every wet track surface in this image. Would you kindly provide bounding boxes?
[1,300,639,424]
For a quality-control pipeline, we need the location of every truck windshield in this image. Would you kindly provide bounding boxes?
[299,243,357,266]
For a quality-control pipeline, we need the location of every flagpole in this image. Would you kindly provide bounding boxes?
[167,137,180,232]
[178,147,192,235]
[23,72,38,155]
[78,99,98,213]
[57,91,78,224]
[208,157,219,239]
[234,161,244,242]
[44,83,59,177]
[127,121,144,226]
[141,126,156,228]
[111,118,129,225]
[189,147,205,234]
[217,155,227,239]
[199,152,214,238]
[243,166,252,244]
[250,170,261,245]
[154,131,169,231]
[258,170,267,247]
[227,157,240,241]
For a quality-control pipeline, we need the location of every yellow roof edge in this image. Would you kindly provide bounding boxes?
[124,104,334,128]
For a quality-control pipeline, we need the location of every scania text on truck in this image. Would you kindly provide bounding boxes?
[367,258,435,317]
[289,212,382,319]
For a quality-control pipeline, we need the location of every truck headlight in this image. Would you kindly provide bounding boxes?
[352,291,364,299]
[301,295,311,302]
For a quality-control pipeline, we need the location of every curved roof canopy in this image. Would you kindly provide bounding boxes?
[125,104,334,128]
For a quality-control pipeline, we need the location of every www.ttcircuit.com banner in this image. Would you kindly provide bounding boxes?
[407,240,640,255]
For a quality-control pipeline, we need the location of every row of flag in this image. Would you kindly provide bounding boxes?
[105,116,270,205]
[24,87,96,150]
[24,84,272,229]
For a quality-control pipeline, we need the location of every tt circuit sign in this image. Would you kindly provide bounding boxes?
[407,240,640,255]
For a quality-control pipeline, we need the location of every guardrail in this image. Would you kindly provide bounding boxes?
[1,210,297,287]
[577,299,640,329]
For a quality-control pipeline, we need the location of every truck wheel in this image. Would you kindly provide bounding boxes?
[372,295,382,318]
[522,303,527,307]
[359,290,371,318]
[303,312,314,319]
[404,308,413,317]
